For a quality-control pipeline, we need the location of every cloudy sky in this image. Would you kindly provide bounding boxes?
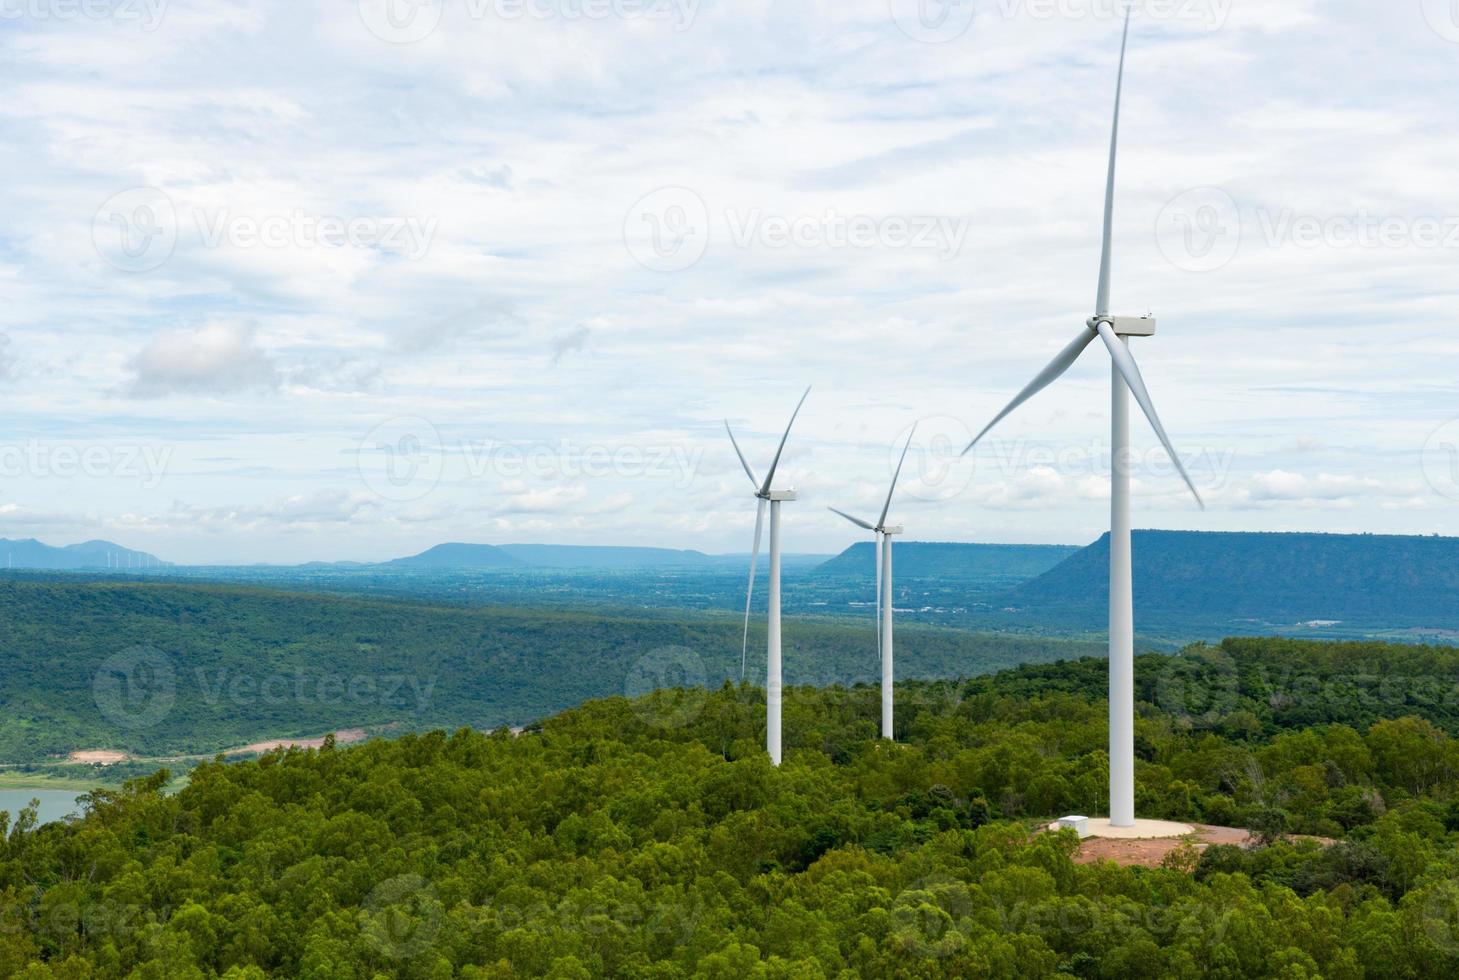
[2,0,1458,564]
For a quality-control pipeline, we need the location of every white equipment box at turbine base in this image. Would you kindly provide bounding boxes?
[1057,816,1092,838]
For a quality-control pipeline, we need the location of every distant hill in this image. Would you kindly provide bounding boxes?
[0,538,165,570]
[381,544,830,573]
[1009,530,1459,630]
[498,544,720,570]
[813,541,1079,585]
[385,543,525,569]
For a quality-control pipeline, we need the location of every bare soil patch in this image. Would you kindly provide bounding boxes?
[1071,824,1252,868]
[67,750,130,765]
[226,729,369,756]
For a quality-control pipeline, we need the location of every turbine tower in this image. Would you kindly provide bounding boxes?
[726,387,810,767]
[830,425,917,742]
[962,14,1204,828]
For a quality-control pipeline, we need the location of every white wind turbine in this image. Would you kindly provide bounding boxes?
[830,425,917,742]
[962,13,1204,829]
[726,387,810,767]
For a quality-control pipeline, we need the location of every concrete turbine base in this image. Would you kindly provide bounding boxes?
[1081,818,1195,840]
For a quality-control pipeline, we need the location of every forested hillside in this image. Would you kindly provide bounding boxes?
[0,578,1099,764]
[1009,530,1459,631]
[8,637,1459,976]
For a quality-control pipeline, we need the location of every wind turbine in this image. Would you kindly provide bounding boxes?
[829,425,917,742]
[726,387,810,767]
[962,13,1204,829]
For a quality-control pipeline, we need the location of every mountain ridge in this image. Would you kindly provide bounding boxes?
[1009,529,1459,629]
[0,537,166,570]
[813,541,1080,584]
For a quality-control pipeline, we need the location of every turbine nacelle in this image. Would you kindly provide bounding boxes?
[1088,314,1156,338]
[759,490,798,502]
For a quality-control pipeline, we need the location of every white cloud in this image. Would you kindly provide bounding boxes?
[1232,470,1429,510]
[122,320,279,398]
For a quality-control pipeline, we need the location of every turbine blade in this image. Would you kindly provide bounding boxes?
[759,386,811,496]
[724,422,760,490]
[829,507,875,531]
[1096,9,1132,317]
[1094,320,1206,510]
[741,498,767,679]
[963,328,1099,455]
[879,423,917,529]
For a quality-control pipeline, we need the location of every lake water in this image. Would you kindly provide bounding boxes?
[0,789,84,825]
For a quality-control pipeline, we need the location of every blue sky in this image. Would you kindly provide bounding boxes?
[2,0,1459,564]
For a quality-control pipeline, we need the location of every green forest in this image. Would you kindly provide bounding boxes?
[7,637,1459,977]
[0,578,1099,764]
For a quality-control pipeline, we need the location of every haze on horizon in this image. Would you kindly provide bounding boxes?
[2,0,1458,565]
